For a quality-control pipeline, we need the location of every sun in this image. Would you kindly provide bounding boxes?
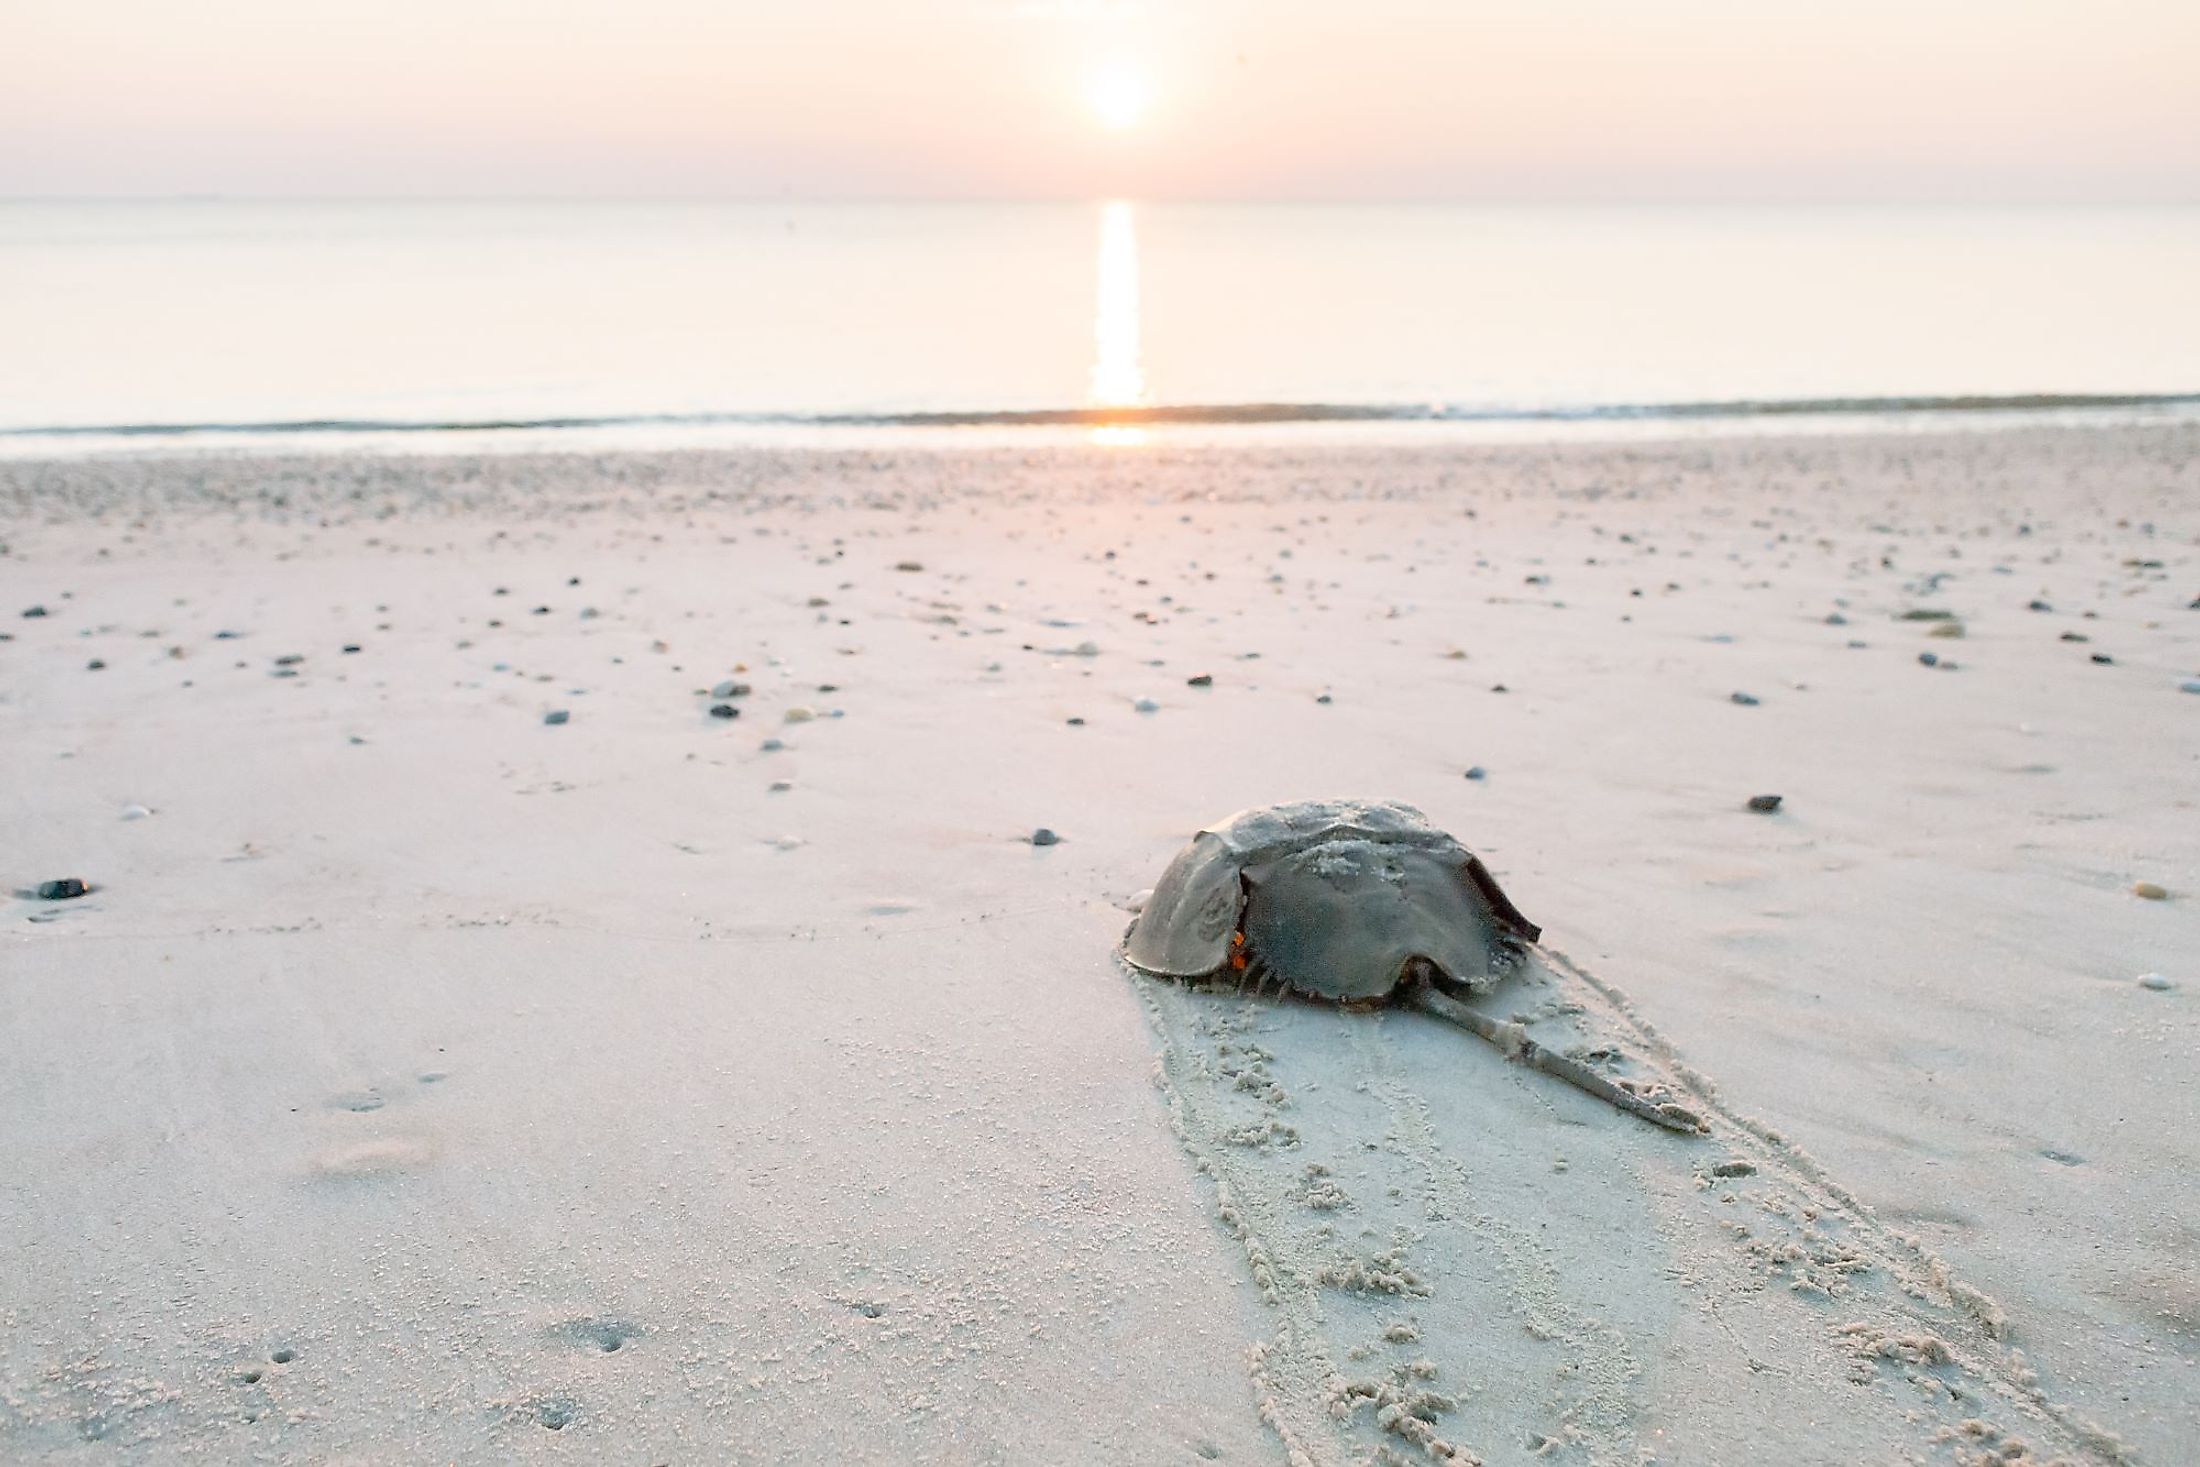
[1088,64,1150,131]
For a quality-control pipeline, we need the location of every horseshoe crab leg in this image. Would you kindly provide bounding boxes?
[1411,981,1705,1134]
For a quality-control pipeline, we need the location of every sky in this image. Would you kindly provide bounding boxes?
[3,0,2195,201]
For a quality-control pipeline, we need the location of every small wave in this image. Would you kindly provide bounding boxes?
[4,391,2196,441]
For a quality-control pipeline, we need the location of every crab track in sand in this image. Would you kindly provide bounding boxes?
[1137,951,2133,1467]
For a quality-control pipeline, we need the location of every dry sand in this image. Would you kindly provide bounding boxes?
[2,422,2196,1464]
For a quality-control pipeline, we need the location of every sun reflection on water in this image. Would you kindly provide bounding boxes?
[1090,200,1145,443]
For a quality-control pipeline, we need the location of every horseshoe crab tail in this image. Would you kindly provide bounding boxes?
[1408,972,1705,1134]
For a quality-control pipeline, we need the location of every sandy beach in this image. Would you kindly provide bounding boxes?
[2,420,2195,1465]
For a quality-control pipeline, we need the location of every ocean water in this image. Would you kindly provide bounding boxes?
[2,200,2197,447]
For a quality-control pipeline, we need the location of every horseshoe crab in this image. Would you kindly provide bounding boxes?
[1122,800,1701,1132]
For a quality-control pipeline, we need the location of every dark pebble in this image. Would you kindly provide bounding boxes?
[1489,684,1507,694]
[21,605,47,618]
[273,654,304,666]
[1316,693,1333,704]
[1187,674,1213,687]
[543,709,570,725]
[2028,599,2052,612]
[1067,716,1085,725]
[1747,794,1783,812]
[1730,691,1759,706]
[708,703,740,719]
[1823,612,1847,626]
[214,629,240,640]
[2091,653,2114,664]
[36,878,87,900]
[2060,631,2089,642]
[341,644,361,654]
[1463,766,1486,781]
[86,659,105,671]
[1919,652,1938,667]
[1030,828,1060,846]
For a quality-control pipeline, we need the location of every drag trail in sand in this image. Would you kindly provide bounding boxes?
[1139,943,2132,1465]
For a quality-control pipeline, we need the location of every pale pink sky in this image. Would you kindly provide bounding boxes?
[4,0,2196,201]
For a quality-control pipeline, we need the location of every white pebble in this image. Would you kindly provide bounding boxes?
[121,804,152,821]
[2137,973,2173,992]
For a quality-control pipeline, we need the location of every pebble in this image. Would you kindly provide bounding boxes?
[784,705,817,723]
[2137,973,2173,992]
[1133,697,1159,713]
[1316,693,1334,704]
[1823,612,1847,626]
[2028,599,2052,612]
[1918,652,1938,667]
[711,680,752,699]
[1030,828,1061,847]
[1927,621,1964,639]
[543,709,570,725]
[1187,674,1213,687]
[2091,653,2114,665]
[121,805,152,820]
[708,704,741,720]
[341,643,361,654]
[2133,881,2168,900]
[86,658,105,671]
[2060,631,2089,643]
[35,878,87,900]
[1747,794,1783,812]
[894,561,924,572]
[1066,716,1086,726]
[2181,679,2200,695]
[760,738,785,752]
[769,779,793,793]
[1730,691,1759,706]
[21,605,48,618]
[1463,766,1486,781]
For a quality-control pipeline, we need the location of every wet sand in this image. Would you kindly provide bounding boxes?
[2,422,2196,1464]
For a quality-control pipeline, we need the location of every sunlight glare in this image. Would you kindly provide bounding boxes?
[1088,64,1149,131]
[1090,200,1144,414]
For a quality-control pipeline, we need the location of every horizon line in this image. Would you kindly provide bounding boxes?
[5,193,2197,210]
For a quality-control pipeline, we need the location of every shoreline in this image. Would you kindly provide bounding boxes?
[4,392,2197,461]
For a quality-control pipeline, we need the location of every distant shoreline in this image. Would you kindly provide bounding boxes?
[7,390,2198,444]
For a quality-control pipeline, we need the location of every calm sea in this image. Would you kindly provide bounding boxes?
[3,201,2197,448]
